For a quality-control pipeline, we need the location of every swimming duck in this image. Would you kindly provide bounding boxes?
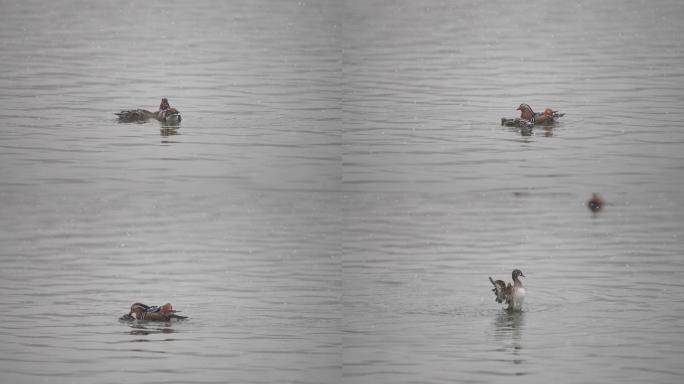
[115,98,182,125]
[120,302,187,321]
[501,104,564,127]
[489,269,526,311]
[587,193,604,213]
[156,97,182,125]
[518,103,564,125]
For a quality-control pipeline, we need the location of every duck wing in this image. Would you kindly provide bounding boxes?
[489,277,507,303]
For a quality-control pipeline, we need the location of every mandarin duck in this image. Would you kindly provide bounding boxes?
[116,98,181,125]
[501,104,564,127]
[489,269,526,311]
[517,103,564,125]
[156,97,182,125]
[120,302,187,321]
[587,193,604,213]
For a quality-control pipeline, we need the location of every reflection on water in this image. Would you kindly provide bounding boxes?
[127,325,178,337]
[493,310,524,365]
[505,125,554,137]
[160,127,181,137]
[519,126,533,137]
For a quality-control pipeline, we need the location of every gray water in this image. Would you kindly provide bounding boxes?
[2,0,684,383]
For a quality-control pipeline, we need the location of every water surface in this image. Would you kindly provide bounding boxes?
[1,1,340,383]
[342,0,684,383]
[2,0,684,383]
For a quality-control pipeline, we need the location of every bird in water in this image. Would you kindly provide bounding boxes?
[587,193,604,213]
[120,302,187,321]
[501,104,564,128]
[516,103,564,125]
[115,98,182,126]
[489,269,526,311]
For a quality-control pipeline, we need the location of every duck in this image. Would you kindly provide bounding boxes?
[517,103,564,125]
[115,98,182,125]
[488,269,526,311]
[501,104,564,127]
[587,193,604,213]
[156,97,182,125]
[120,302,187,321]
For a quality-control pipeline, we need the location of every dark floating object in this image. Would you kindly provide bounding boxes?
[116,98,182,126]
[489,269,526,311]
[587,193,604,213]
[120,303,188,322]
[502,103,564,128]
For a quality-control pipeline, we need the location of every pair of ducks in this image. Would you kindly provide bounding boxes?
[501,103,564,129]
[116,98,182,125]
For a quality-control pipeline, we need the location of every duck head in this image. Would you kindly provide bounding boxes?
[159,98,171,111]
[516,104,535,121]
[512,269,525,281]
[160,108,181,125]
[543,107,554,117]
